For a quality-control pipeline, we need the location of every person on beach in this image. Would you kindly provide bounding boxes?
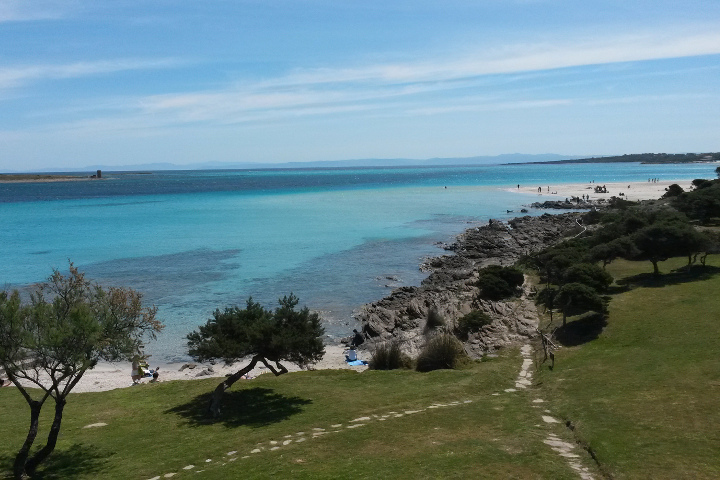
[351,329,365,348]
[346,348,358,362]
[150,371,160,383]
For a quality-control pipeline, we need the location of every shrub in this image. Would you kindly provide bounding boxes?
[415,334,468,372]
[477,274,512,301]
[369,341,412,370]
[424,307,445,332]
[477,265,524,300]
[455,310,492,340]
[662,183,685,198]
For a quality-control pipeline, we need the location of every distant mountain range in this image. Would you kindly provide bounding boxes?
[30,153,580,173]
[21,152,720,174]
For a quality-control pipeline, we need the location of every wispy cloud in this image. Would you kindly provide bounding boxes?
[264,30,720,88]
[8,28,720,136]
[0,58,183,89]
[124,29,720,125]
[0,0,76,23]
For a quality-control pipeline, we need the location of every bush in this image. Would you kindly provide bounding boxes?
[477,265,524,300]
[662,183,685,198]
[455,310,492,340]
[415,334,468,372]
[369,341,412,370]
[424,307,445,332]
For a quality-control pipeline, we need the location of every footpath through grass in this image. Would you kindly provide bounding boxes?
[537,256,720,479]
[1,347,578,480]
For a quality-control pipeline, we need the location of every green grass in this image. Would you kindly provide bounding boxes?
[1,349,575,479]
[5,254,719,479]
[537,255,720,479]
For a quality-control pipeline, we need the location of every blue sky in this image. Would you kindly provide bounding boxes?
[1,0,720,171]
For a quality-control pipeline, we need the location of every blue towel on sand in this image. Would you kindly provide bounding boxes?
[346,359,368,366]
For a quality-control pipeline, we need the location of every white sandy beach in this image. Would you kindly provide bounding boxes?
[25,344,365,394]
[508,179,695,203]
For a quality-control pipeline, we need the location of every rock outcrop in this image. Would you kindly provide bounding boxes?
[354,213,584,358]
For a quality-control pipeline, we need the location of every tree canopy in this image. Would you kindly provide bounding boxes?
[0,264,162,479]
[187,294,325,417]
[631,222,709,274]
[556,283,605,326]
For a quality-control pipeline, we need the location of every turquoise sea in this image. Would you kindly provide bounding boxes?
[0,162,715,361]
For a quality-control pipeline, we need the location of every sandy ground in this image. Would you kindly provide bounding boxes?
[0,345,365,394]
[506,179,695,203]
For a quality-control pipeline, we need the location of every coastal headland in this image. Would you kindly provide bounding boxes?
[0,174,99,183]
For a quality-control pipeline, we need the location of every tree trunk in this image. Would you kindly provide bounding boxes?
[14,401,42,480]
[207,355,289,418]
[25,398,66,476]
[208,355,262,418]
[562,311,567,327]
[651,260,659,275]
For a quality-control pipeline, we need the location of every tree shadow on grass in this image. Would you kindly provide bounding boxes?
[0,443,112,480]
[617,265,720,289]
[165,387,312,428]
[555,313,607,347]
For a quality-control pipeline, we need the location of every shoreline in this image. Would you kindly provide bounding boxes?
[2,177,699,394]
[12,345,366,394]
[505,179,695,203]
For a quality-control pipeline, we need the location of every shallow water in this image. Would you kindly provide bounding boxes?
[0,162,713,361]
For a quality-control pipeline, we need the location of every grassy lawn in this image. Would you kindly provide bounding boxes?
[537,255,720,479]
[5,255,717,479]
[1,348,576,479]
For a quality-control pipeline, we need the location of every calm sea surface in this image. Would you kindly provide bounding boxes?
[0,162,714,361]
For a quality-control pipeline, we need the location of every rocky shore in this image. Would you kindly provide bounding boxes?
[354,212,586,358]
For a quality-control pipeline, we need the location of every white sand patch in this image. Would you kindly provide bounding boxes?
[52,345,361,393]
[507,179,695,203]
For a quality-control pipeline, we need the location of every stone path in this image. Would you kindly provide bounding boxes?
[145,344,597,479]
[145,399,474,479]
[511,342,597,480]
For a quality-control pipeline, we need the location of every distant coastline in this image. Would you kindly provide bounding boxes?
[522,152,720,165]
[0,174,101,183]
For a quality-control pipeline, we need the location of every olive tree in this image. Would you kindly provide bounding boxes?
[187,294,324,418]
[0,265,163,480]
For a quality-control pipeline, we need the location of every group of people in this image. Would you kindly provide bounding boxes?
[131,357,160,385]
[648,178,660,183]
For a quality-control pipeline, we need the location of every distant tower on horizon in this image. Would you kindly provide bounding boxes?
[97,169,102,178]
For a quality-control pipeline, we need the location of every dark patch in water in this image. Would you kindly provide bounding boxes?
[81,248,241,304]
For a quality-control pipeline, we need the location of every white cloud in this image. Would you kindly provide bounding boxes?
[6,28,720,137]
[0,58,183,89]
[267,30,720,88]
[0,0,76,23]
